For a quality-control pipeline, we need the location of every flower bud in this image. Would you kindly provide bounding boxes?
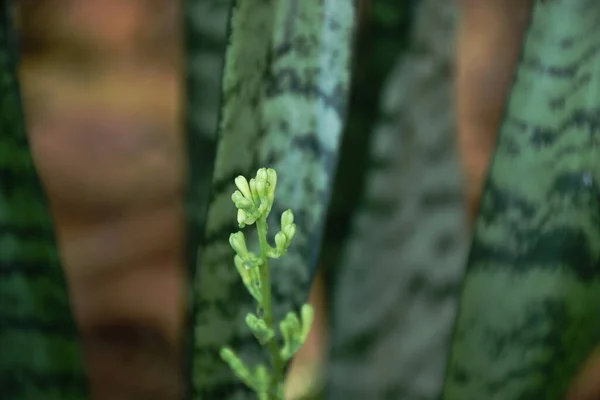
[281,209,294,227]
[234,176,253,200]
[249,178,260,204]
[266,168,277,202]
[283,224,296,243]
[246,314,274,345]
[237,209,247,228]
[238,208,258,227]
[232,191,254,210]
[234,254,246,271]
[256,168,268,183]
[266,168,277,183]
[275,231,287,250]
[255,179,267,199]
[229,232,249,257]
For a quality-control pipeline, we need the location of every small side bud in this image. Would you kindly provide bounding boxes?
[220,347,255,390]
[229,232,249,257]
[279,316,295,361]
[237,208,257,228]
[279,305,313,361]
[234,255,262,303]
[281,209,294,227]
[220,347,236,363]
[254,364,270,393]
[232,190,254,210]
[274,231,287,251]
[237,209,247,228]
[283,224,296,243]
[246,313,275,344]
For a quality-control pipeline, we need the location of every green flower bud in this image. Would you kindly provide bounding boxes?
[232,190,254,210]
[234,254,252,271]
[237,208,257,228]
[254,365,270,392]
[249,178,260,204]
[234,176,253,200]
[266,168,277,203]
[256,168,268,183]
[234,254,246,271]
[286,311,300,332]
[229,232,249,257]
[234,255,262,302]
[247,253,264,268]
[283,223,296,243]
[220,347,255,390]
[231,190,244,203]
[274,231,287,250]
[279,316,295,361]
[281,209,294,227]
[254,169,272,214]
[255,179,267,200]
[220,347,238,365]
[237,209,247,228]
[246,314,275,344]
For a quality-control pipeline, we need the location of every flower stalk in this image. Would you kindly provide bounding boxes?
[221,168,314,400]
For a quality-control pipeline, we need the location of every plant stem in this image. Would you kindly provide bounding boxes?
[256,216,284,399]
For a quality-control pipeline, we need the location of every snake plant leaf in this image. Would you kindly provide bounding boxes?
[327,1,469,399]
[443,1,600,399]
[0,1,88,399]
[190,0,356,398]
[183,0,231,395]
[183,0,232,262]
[321,0,416,280]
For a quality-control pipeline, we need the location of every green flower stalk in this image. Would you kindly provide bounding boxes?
[220,168,314,400]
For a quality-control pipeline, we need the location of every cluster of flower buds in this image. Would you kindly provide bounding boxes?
[220,347,271,396]
[269,209,296,258]
[279,304,314,362]
[231,169,297,258]
[222,167,311,400]
[229,231,263,303]
[231,168,277,228]
[245,312,275,345]
[228,168,298,302]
